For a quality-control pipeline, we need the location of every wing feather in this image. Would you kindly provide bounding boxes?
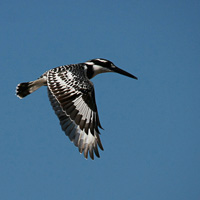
[47,68,103,159]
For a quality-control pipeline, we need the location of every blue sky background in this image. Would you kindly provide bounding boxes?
[1,0,200,199]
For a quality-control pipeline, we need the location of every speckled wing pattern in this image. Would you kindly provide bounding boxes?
[47,65,103,159]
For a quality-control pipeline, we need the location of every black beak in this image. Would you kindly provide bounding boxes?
[114,66,138,80]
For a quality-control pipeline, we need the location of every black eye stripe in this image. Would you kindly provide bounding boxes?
[92,60,111,68]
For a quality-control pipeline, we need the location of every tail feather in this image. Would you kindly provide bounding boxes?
[16,82,33,99]
[16,78,46,99]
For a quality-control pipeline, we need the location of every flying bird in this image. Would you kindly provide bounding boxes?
[16,58,138,159]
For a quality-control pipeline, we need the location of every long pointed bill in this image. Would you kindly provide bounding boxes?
[114,66,138,80]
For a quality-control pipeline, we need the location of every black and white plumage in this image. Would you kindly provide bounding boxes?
[16,58,137,160]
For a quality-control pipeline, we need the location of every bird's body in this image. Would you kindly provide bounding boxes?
[16,58,137,159]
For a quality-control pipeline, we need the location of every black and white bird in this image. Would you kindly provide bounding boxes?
[16,58,138,160]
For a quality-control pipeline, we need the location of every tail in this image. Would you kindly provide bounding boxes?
[16,78,46,99]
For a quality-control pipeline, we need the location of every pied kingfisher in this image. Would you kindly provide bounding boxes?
[16,58,138,160]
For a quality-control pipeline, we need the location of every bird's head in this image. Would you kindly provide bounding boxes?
[85,58,138,80]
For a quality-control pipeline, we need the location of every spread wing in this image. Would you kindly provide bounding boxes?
[47,67,103,159]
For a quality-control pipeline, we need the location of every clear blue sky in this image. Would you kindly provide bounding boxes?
[1,1,200,199]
